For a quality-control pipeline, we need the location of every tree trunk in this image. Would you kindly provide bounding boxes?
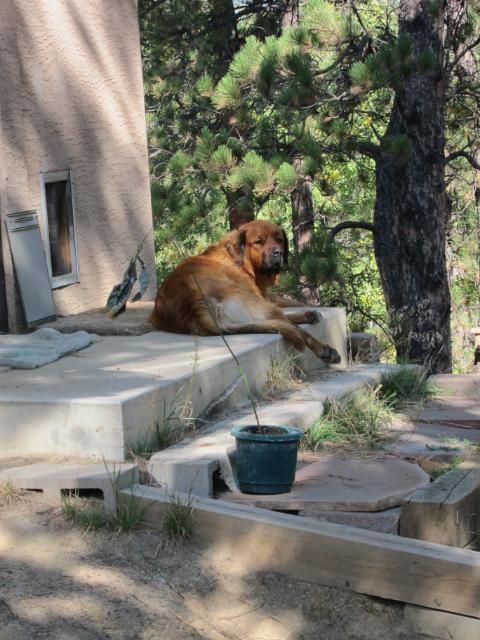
[280,0,299,28]
[285,2,314,256]
[291,175,314,252]
[207,0,239,67]
[227,190,255,229]
[373,0,452,373]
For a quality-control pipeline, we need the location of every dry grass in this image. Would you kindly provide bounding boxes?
[302,387,394,452]
[0,480,22,506]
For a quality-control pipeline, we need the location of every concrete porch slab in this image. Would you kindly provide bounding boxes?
[0,307,346,460]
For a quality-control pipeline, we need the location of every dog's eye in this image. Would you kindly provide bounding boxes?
[254,238,264,245]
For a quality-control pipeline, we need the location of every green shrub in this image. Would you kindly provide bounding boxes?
[378,367,438,409]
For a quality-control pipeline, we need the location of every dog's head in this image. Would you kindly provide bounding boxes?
[225,220,289,280]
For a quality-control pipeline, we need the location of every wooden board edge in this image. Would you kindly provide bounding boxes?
[124,485,480,619]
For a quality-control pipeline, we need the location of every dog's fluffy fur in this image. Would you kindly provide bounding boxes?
[150,220,340,363]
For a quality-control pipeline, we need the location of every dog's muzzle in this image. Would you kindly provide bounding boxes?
[262,249,283,273]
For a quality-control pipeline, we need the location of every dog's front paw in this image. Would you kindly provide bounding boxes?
[304,310,321,324]
[325,348,341,364]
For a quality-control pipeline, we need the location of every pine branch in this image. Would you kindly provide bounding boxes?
[328,221,375,243]
[447,35,480,75]
[445,150,480,170]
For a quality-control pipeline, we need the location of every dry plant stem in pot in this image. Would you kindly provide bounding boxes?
[175,242,304,495]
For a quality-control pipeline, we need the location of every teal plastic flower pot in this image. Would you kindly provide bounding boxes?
[231,425,303,494]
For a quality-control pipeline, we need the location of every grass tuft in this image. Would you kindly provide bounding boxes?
[62,494,110,532]
[429,456,462,481]
[113,489,148,532]
[162,492,195,542]
[264,350,305,398]
[62,464,147,533]
[128,385,197,459]
[0,481,22,506]
[303,387,394,451]
[378,366,438,409]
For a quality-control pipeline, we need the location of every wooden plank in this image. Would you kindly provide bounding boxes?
[400,466,480,547]
[0,221,9,332]
[127,485,480,619]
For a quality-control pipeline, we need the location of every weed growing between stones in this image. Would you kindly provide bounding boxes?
[378,366,439,409]
[62,491,147,533]
[302,387,394,451]
[127,343,200,459]
[428,456,462,481]
[264,349,305,398]
[62,495,109,531]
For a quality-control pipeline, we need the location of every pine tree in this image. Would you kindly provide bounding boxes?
[207,0,480,372]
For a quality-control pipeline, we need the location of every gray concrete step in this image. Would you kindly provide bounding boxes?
[147,363,422,498]
[0,307,346,460]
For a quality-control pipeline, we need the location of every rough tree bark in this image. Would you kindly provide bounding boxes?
[291,156,315,252]
[373,0,453,373]
[284,3,315,254]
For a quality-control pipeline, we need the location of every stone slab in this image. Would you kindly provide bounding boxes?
[219,455,430,512]
[301,507,401,534]
[0,307,347,460]
[387,420,480,460]
[400,466,480,547]
[429,374,480,399]
[404,605,480,640]
[415,397,480,424]
[0,462,138,513]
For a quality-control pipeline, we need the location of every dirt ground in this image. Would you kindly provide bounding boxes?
[0,493,436,640]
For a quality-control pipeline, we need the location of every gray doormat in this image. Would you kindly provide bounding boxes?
[0,328,94,369]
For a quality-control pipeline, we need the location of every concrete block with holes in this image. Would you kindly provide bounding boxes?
[400,464,480,547]
[0,463,138,513]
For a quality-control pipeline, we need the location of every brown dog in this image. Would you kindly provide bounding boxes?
[150,220,340,363]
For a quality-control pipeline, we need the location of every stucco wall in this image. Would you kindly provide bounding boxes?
[0,0,155,331]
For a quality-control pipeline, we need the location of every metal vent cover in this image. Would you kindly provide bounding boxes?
[5,210,57,327]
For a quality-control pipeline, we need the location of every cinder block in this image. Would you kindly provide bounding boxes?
[148,458,219,498]
[0,463,138,513]
[404,604,480,639]
[400,466,480,547]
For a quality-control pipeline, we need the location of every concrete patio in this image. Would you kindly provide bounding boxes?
[0,306,346,460]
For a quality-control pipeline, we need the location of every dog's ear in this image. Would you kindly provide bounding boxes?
[225,228,247,266]
[282,228,289,266]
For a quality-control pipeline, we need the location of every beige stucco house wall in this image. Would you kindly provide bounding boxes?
[0,0,155,332]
